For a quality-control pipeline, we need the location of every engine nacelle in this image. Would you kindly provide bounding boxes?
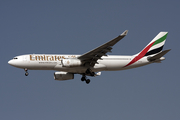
[62,59,82,67]
[54,72,74,81]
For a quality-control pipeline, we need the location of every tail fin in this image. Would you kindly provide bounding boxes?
[124,32,169,67]
[139,32,168,56]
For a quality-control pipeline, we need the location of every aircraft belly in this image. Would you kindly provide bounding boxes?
[54,66,87,74]
[25,61,57,70]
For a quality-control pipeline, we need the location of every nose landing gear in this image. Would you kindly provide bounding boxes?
[24,68,29,76]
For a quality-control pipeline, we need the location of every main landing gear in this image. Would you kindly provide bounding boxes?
[24,68,29,76]
[81,75,90,84]
[81,68,95,84]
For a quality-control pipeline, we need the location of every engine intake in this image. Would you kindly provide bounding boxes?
[62,59,82,67]
[54,72,74,80]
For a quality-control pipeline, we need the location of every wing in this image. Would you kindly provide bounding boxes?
[78,30,128,66]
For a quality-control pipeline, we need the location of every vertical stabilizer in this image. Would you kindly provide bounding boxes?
[143,32,168,56]
[124,32,168,67]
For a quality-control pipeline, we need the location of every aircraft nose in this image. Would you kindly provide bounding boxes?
[8,60,13,65]
[8,58,23,68]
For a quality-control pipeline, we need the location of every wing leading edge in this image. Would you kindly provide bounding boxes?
[78,30,128,66]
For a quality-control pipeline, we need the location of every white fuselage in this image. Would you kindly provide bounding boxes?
[7,31,169,84]
[8,54,151,74]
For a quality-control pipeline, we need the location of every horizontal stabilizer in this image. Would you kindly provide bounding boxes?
[148,49,171,62]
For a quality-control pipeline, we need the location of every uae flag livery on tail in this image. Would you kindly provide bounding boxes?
[144,32,168,56]
[124,32,168,67]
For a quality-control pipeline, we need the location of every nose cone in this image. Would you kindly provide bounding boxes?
[8,60,13,65]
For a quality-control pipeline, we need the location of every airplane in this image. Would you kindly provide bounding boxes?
[8,30,170,84]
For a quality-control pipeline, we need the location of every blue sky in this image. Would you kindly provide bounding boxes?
[1,1,180,120]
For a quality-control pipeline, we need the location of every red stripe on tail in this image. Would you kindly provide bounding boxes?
[124,41,155,67]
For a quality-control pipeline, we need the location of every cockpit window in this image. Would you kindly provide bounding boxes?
[13,57,18,59]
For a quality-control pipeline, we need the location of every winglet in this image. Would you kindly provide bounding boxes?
[121,30,128,36]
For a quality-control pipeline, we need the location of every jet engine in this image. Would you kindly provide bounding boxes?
[62,59,82,67]
[54,72,74,80]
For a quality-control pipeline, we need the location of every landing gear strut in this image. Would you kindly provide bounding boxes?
[85,68,95,76]
[81,75,90,84]
[24,68,29,76]
[81,68,95,84]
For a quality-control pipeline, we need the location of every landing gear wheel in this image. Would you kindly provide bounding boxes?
[86,79,90,84]
[25,72,29,76]
[81,76,86,81]
[24,68,29,76]
[81,74,90,84]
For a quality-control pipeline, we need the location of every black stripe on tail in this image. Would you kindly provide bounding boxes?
[144,46,164,56]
